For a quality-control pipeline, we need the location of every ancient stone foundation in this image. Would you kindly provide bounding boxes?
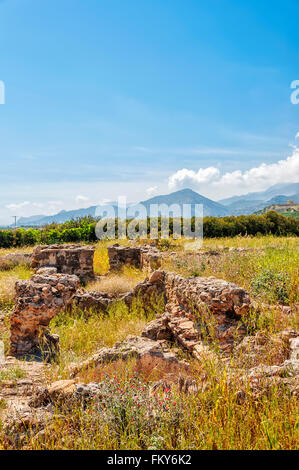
[31,244,95,282]
[9,258,252,361]
[70,335,189,377]
[149,271,251,354]
[71,270,252,377]
[108,244,161,272]
[10,273,79,356]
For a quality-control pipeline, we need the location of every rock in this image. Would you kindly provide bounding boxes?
[31,244,95,282]
[36,267,58,275]
[10,273,80,356]
[29,380,77,407]
[142,271,251,355]
[108,244,161,272]
[235,330,299,397]
[72,289,117,313]
[47,379,77,398]
[70,335,189,377]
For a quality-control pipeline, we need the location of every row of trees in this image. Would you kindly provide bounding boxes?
[0,211,298,248]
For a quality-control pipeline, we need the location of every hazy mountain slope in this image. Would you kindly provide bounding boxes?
[219,183,299,206]
[138,188,229,217]
[18,207,98,226]
[16,189,228,226]
[14,185,299,226]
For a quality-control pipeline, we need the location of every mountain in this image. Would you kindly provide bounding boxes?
[16,214,45,226]
[265,194,299,205]
[17,206,98,226]
[219,183,299,215]
[15,189,228,226]
[14,184,299,226]
[219,183,299,206]
[137,188,228,217]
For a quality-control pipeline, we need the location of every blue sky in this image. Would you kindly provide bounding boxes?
[0,0,299,223]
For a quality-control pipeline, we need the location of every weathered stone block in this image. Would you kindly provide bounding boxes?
[108,244,161,272]
[31,244,95,282]
[10,273,80,356]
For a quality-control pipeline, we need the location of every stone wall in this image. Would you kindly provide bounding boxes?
[72,269,251,356]
[31,244,95,282]
[142,271,251,354]
[10,273,79,356]
[9,263,251,359]
[163,271,250,317]
[70,271,252,377]
[108,244,161,272]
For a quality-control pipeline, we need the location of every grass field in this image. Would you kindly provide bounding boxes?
[0,236,298,450]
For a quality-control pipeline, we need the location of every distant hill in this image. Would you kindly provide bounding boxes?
[219,183,299,206]
[137,188,228,217]
[14,184,299,227]
[16,214,45,226]
[16,189,228,226]
[266,194,299,205]
[17,206,99,226]
[255,198,299,217]
[219,183,299,215]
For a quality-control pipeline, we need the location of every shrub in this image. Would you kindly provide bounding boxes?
[251,269,290,305]
[0,212,298,249]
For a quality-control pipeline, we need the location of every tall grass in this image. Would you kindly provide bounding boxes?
[46,296,161,382]
[0,265,33,309]
[0,236,298,450]
[163,241,299,307]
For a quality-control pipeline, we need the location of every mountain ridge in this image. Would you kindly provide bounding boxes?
[14,183,299,227]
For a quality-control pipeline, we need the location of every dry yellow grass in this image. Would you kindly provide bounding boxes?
[0,246,34,256]
[88,266,145,295]
[0,265,33,309]
[0,236,298,450]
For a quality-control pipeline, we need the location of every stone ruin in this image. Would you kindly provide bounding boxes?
[31,244,95,282]
[108,243,161,272]
[3,243,298,436]
[141,271,250,355]
[10,273,79,356]
[70,270,252,376]
[9,253,252,360]
[69,335,189,378]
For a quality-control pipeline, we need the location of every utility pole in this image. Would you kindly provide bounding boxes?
[12,216,18,229]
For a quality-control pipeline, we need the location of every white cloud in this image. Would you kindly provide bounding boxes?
[168,167,220,190]
[75,194,89,203]
[5,201,30,211]
[146,186,159,197]
[168,146,299,199]
[97,198,114,206]
[47,200,63,212]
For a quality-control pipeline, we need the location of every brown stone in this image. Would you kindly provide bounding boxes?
[70,335,189,377]
[10,273,80,356]
[31,244,95,282]
[108,244,161,272]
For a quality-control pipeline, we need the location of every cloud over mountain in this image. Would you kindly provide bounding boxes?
[168,146,299,199]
